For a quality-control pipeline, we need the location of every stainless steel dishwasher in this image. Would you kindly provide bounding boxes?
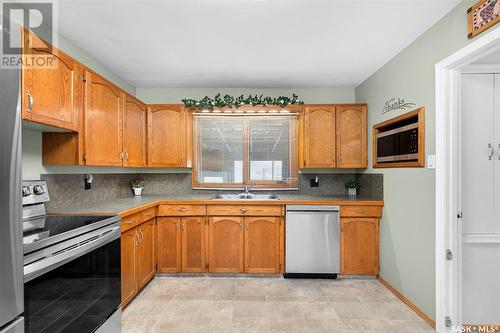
[284,205,340,278]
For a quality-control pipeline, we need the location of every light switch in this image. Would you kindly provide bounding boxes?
[427,155,436,169]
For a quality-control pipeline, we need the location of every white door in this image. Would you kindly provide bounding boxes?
[459,73,500,325]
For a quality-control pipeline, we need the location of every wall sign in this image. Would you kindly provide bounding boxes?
[382,97,416,115]
[468,0,500,39]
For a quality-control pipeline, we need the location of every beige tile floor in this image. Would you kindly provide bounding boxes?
[122,277,435,333]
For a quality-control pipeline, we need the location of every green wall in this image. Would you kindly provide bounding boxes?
[136,87,354,104]
[355,0,500,320]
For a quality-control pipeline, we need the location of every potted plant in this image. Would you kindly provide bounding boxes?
[345,180,361,197]
[132,179,144,196]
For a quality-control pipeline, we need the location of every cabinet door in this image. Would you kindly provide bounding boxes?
[22,31,80,131]
[137,219,156,290]
[121,228,138,307]
[148,105,186,167]
[181,217,206,272]
[157,217,181,272]
[303,106,336,168]
[123,95,146,167]
[244,217,280,273]
[340,218,379,275]
[208,217,244,273]
[83,71,123,166]
[336,106,367,168]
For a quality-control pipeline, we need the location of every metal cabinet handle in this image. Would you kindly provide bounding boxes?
[119,151,124,160]
[355,210,366,213]
[139,230,144,243]
[240,208,248,213]
[124,152,129,161]
[178,208,188,212]
[135,231,139,245]
[177,222,180,231]
[182,222,185,231]
[488,143,494,161]
[125,218,136,224]
[27,90,34,112]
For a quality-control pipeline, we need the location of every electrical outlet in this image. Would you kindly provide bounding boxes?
[84,174,93,190]
[310,176,319,187]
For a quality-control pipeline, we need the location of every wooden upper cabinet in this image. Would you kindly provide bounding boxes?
[123,95,147,167]
[244,217,280,273]
[157,217,181,273]
[137,219,156,290]
[148,105,186,167]
[340,218,379,275]
[181,217,206,272]
[303,105,336,168]
[336,106,367,168]
[83,71,124,166]
[121,228,138,307]
[208,217,244,273]
[22,31,80,131]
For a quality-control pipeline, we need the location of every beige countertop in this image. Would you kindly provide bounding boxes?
[48,193,383,216]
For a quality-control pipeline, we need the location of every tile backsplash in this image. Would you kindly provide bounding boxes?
[41,172,382,210]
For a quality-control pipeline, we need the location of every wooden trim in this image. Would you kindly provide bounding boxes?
[378,276,436,328]
[191,112,299,189]
[372,107,425,168]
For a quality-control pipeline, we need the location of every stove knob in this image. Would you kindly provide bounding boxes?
[33,185,45,195]
[22,186,31,197]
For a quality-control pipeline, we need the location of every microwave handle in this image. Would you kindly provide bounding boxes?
[24,226,120,283]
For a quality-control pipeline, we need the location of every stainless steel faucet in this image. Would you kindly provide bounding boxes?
[243,185,251,194]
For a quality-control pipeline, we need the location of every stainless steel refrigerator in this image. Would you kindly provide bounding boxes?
[0,14,24,333]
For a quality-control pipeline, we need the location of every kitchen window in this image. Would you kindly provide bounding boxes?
[193,112,298,189]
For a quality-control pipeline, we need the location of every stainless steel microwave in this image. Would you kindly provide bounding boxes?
[375,123,418,162]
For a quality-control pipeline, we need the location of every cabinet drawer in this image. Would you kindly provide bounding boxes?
[341,205,382,218]
[207,205,282,216]
[121,212,141,232]
[158,204,206,216]
[140,207,156,222]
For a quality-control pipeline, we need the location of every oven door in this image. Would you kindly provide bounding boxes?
[24,232,120,333]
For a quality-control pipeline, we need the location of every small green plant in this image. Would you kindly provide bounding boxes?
[345,180,361,189]
[132,179,144,189]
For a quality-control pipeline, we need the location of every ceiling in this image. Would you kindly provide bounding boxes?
[57,0,461,88]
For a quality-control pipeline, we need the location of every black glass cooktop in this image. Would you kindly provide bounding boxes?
[23,215,116,246]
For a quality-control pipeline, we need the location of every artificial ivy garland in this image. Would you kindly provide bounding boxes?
[182,93,304,110]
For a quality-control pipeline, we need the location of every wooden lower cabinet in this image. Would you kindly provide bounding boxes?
[137,219,156,289]
[208,217,244,273]
[121,228,138,307]
[157,216,206,273]
[157,217,181,272]
[340,218,379,275]
[121,218,156,307]
[244,217,280,273]
[181,217,206,272]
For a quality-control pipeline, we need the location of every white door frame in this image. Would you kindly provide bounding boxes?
[435,27,500,333]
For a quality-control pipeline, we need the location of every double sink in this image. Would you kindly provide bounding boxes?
[211,193,279,200]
